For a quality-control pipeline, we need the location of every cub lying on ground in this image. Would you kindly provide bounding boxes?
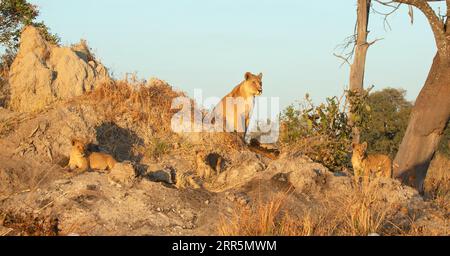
[351,142,392,182]
[68,139,117,172]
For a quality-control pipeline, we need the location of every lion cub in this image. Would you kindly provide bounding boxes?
[352,142,392,182]
[68,139,117,172]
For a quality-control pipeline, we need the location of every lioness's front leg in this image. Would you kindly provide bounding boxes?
[245,115,250,134]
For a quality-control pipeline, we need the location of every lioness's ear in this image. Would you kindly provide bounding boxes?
[258,73,263,79]
[245,72,252,81]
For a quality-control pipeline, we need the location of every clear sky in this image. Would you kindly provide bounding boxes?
[29,0,442,109]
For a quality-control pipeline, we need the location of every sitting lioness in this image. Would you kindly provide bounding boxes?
[68,139,117,172]
[210,72,263,135]
[352,142,392,183]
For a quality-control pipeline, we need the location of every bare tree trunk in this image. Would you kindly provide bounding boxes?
[392,0,450,192]
[349,0,371,144]
[394,53,450,192]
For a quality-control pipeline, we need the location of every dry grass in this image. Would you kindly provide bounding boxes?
[87,80,183,134]
[424,154,450,212]
[146,137,173,160]
[0,210,59,236]
[83,79,245,159]
[339,184,389,235]
[218,191,290,236]
[218,183,394,236]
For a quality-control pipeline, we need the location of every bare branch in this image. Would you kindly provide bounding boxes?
[368,37,385,45]
[376,0,449,57]
[333,53,352,67]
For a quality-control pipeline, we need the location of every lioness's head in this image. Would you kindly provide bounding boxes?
[71,139,87,156]
[352,142,368,159]
[242,72,263,96]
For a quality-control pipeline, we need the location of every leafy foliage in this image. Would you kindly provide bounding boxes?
[281,87,447,173]
[346,87,372,135]
[0,0,59,106]
[361,88,413,158]
[0,0,59,57]
[281,94,352,172]
[0,0,37,50]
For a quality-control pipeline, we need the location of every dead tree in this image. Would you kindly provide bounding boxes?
[349,0,372,144]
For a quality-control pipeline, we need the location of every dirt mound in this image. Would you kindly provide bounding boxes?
[0,76,447,236]
[0,79,244,196]
[8,26,110,113]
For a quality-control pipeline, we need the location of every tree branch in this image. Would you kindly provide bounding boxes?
[395,0,444,33]
[392,0,448,56]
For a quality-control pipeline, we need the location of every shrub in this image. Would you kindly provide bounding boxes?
[0,0,59,51]
[361,88,413,158]
[346,87,372,137]
[147,137,172,159]
[280,94,352,172]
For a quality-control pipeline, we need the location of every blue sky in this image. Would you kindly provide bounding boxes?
[29,0,441,109]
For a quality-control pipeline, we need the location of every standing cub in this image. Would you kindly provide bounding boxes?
[68,139,117,172]
[352,142,392,182]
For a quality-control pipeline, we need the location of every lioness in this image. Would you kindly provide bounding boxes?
[352,142,392,183]
[68,139,117,172]
[210,72,263,135]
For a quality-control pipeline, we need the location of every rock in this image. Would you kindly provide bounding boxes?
[262,156,331,193]
[175,172,201,190]
[108,163,136,187]
[8,26,110,113]
[214,153,265,190]
[288,167,328,193]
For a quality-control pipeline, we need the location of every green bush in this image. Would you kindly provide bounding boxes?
[0,0,59,51]
[346,87,372,136]
[0,0,60,79]
[281,94,352,172]
[361,88,413,158]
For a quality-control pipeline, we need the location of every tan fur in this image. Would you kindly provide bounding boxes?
[212,72,263,133]
[68,139,89,172]
[352,142,392,183]
[89,152,117,171]
[68,139,117,172]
